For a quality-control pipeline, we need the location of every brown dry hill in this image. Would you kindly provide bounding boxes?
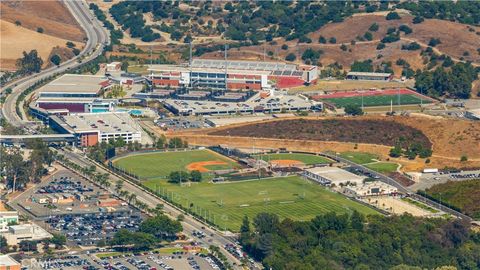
[0,1,86,42]
[0,20,83,70]
[212,14,480,76]
[0,1,85,70]
[169,115,480,172]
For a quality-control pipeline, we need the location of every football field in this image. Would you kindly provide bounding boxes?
[112,149,240,179]
[144,176,379,231]
[253,153,332,165]
[322,94,432,107]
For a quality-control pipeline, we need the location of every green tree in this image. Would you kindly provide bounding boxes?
[389,145,402,158]
[66,41,76,48]
[139,214,182,241]
[386,12,401,20]
[16,50,43,74]
[168,171,190,183]
[121,61,129,71]
[369,23,379,32]
[190,170,202,182]
[50,54,61,66]
[285,53,296,62]
[344,104,363,116]
[37,27,44,33]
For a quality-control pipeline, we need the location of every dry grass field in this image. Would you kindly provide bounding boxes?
[0,20,82,70]
[0,1,85,70]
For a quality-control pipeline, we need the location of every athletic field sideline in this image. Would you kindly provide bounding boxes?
[112,149,240,179]
[253,153,332,165]
[144,176,379,231]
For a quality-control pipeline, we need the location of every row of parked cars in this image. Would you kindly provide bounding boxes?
[47,211,142,245]
[37,176,94,194]
[450,173,480,179]
[38,255,94,269]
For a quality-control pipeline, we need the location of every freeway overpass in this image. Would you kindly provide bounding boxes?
[0,134,75,145]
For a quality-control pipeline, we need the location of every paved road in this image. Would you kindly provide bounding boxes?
[321,152,472,221]
[55,148,248,270]
[0,0,109,128]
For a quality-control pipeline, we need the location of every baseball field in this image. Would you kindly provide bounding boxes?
[112,149,240,179]
[253,153,332,165]
[144,175,379,231]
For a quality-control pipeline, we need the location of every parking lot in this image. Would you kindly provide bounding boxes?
[93,251,219,270]
[412,170,480,191]
[33,255,98,270]
[155,117,208,130]
[20,170,132,217]
[46,210,143,246]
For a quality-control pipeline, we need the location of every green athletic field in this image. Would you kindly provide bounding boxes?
[365,162,399,173]
[253,153,332,165]
[321,94,432,107]
[340,152,379,164]
[112,150,240,179]
[143,176,379,231]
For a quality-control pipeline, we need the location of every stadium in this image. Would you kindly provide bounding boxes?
[146,58,318,91]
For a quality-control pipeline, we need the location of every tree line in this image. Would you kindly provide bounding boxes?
[239,212,480,269]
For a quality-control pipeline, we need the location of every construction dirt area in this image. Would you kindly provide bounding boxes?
[0,1,85,70]
[364,196,433,217]
[167,115,480,172]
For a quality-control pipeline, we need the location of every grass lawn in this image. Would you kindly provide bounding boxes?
[127,65,149,75]
[253,153,332,165]
[340,152,379,164]
[113,150,240,180]
[320,94,432,107]
[143,176,379,231]
[365,162,399,173]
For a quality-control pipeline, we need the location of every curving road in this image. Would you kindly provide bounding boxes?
[0,0,109,128]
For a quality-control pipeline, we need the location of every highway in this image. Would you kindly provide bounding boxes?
[0,0,109,128]
[54,148,247,269]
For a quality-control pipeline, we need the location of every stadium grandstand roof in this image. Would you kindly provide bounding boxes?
[346,72,392,77]
[191,59,298,71]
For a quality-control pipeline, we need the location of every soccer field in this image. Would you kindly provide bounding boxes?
[112,150,240,179]
[321,94,432,107]
[253,153,332,165]
[143,176,379,231]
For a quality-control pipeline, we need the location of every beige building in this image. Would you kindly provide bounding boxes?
[1,223,52,246]
[343,181,398,198]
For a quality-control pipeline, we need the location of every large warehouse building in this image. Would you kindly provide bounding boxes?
[304,167,365,186]
[50,112,142,147]
[147,59,318,91]
[32,74,115,113]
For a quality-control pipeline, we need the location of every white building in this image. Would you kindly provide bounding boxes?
[1,223,52,245]
[304,166,365,186]
[0,211,19,232]
[343,181,398,198]
[106,62,122,72]
[49,112,142,147]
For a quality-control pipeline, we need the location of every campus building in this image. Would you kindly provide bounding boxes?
[303,167,365,186]
[343,181,398,198]
[1,223,52,246]
[0,211,19,232]
[146,59,318,91]
[49,112,142,147]
[346,72,393,81]
[32,74,115,114]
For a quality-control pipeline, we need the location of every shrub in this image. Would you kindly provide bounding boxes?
[386,12,401,20]
[50,54,61,66]
[376,43,386,50]
[412,16,424,24]
[340,44,348,51]
[281,44,288,50]
[37,27,44,33]
[285,53,296,62]
[66,41,76,48]
[298,36,312,43]
[364,31,373,41]
[369,23,379,32]
[399,25,412,34]
[428,38,441,47]
[329,37,337,44]
[402,42,421,50]
[318,36,327,44]
[460,155,468,162]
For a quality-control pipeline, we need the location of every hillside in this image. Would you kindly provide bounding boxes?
[0,1,85,71]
